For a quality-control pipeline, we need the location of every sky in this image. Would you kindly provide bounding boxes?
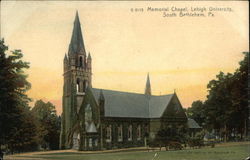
[1,1,249,115]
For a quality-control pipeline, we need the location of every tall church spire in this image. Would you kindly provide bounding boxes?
[145,73,151,95]
[68,11,86,55]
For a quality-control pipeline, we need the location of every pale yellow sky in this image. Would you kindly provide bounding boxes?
[1,1,249,115]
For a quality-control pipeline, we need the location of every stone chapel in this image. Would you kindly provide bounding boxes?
[60,12,188,151]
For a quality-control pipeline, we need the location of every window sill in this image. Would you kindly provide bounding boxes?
[118,139,123,142]
[76,92,85,95]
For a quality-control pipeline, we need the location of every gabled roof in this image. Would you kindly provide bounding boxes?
[187,118,202,129]
[149,95,173,118]
[90,88,174,118]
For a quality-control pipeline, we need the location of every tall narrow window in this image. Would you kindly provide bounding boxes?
[128,125,132,141]
[76,78,80,92]
[95,139,98,146]
[137,125,141,140]
[89,138,92,148]
[118,125,123,142]
[83,80,86,92]
[144,125,149,138]
[106,125,112,142]
[85,104,92,123]
[79,56,83,67]
[86,81,88,89]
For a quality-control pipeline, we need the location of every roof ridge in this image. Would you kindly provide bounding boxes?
[150,93,174,97]
[90,87,177,118]
[92,87,146,96]
[92,87,174,97]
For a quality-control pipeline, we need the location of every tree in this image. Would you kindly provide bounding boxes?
[7,106,38,152]
[0,39,38,152]
[31,100,61,150]
[202,52,248,141]
[154,123,188,147]
[186,100,205,126]
[230,52,248,138]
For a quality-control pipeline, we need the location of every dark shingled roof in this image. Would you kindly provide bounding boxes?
[149,95,173,118]
[187,118,202,129]
[91,88,174,118]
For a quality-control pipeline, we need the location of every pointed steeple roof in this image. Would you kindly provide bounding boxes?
[68,11,86,55]
[145,73,151,95]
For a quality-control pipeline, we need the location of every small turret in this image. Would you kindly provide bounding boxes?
[144,73,151,96]
[87,52,92,60]
[87,52,92,70]
[64,53,68,71]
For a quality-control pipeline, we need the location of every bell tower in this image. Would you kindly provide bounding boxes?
[60,11,92,149]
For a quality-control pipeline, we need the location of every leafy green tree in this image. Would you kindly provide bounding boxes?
[0,39,38,152]
[186,100,205,126]
[229,52,248,138]
[205,72,238,141]
[31,100,61,150]
[155,123,188,146]
[203,52,248,141]
[7,106,38,152]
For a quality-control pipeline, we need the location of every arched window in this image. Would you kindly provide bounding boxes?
[144,125,149,138]
[79,56,83,67]
[86,81,88,89]
[128,125,132,141]
[94,139,98,146]
[83,80,87,92]
[76,78,80,92]
[85,104,92,123]
[106,125,112,142]
[89,138,92,148]
[118,125,123,142]
[137,125,141,140]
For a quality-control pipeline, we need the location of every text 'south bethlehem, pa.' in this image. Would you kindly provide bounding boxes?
[130,6,233,17]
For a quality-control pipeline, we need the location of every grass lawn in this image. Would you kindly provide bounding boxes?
[10,143,250,160]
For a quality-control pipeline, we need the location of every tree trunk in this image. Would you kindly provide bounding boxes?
[224,125,227,142]
[144,137,147,147]
[244,117,247,140]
